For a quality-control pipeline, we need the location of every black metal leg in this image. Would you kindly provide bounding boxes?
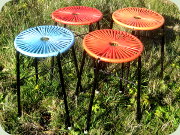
[62,22,83,90]
[54,22,58,26]
[161,24,165,78]
[132,30,135,35]
[71,46,79,77]
[126,62,130,80]
[85,60,100,132]
[16,51,21,117]
[125,62,130,92]
[137,56,141,123]
[57,54,71,128]
[110,19,114,29]
[75,51,86,96]
[75,24,92,94]
[35,58,38,84]
[120,63,124,93]
[89,24,93,32]
[97,22,100,30]
[64,24,67,28]
[72,46,83,93]
[50,56,54,80]
[93,59,96,74]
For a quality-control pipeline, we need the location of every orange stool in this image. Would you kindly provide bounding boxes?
[112,7,165,77]
[52,6,103,95]
[82,29,143,131]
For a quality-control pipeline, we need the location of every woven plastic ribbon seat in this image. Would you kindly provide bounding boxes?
[112,7,165,30]
[51,6,103,25]
[14,25,75,57]
[83,29,143,63]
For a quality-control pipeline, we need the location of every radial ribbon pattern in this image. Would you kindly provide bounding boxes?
[83,29,143,63]
[14,25,75,57]
[51,6,103,25]
[112,7,165,30]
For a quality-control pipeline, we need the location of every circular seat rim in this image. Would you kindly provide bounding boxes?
[83,29,143,63]
[14,25,75,58]
[112,7,165,30]
[51,6,103,25]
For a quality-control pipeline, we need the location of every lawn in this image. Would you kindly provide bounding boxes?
[0,0,179,134]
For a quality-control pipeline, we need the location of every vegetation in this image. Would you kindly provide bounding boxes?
[0,0,179,134]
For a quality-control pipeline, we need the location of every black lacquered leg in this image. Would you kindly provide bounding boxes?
[97,22,100,30]
[64,24,67,28]
[54,22,58,26]
[137,56,141,122]
[125,62,130,92]
[126,62,130,80]
[72,46,79,78]
[50,56,54,80]
[75,51,86,96]
[16,51,21,117]
[110,19,114,29]
[161,24,165,78]
[93,59,96,74]
[120,63,124,93]
[132,30,135,35]
[35,58,38,84]
[57,54,71,128]
[89,24,93,32]
[85,60,100,132]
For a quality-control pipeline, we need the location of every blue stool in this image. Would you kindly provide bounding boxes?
[14,25,75,128]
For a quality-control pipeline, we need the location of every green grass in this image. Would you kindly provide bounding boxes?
[0,0,180,134]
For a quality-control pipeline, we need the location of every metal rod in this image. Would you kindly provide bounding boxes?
[71,46,83,92]
[97,21,100,30]
[75,51,86,96]
[86,60,100,131]
[71,46,79,77]
[110,19,114,29]
[57,54,71,128]
[16,51,21,117]
[161,24,165,78]
[131,30,135,35]
[126,62,130,80]
[64,24,67,28]
[54,22,58,26]
[35,58,38,84]
[89,24,93,32]
[93,59,96,74]
[120,63,124,93]
[125,62,130,91]
[50,56,54,80]
[72,46,82,91]
[137,56,141,123]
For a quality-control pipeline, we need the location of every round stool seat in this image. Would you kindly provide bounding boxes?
[14,25,75,57]
[83,29,143,63]
[112,7,164,30]
[51,6,103,25]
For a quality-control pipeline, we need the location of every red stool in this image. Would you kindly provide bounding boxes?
[82,29,143,132]
[52,6,103,96]
[52,6,103,26]
[112,7,165,77]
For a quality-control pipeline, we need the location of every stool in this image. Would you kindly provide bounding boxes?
[112,7,165,77]
[14,25,75,128]
[51,6,103,96]
[82,29,143,131]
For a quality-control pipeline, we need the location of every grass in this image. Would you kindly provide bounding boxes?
[0,0,179,134]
